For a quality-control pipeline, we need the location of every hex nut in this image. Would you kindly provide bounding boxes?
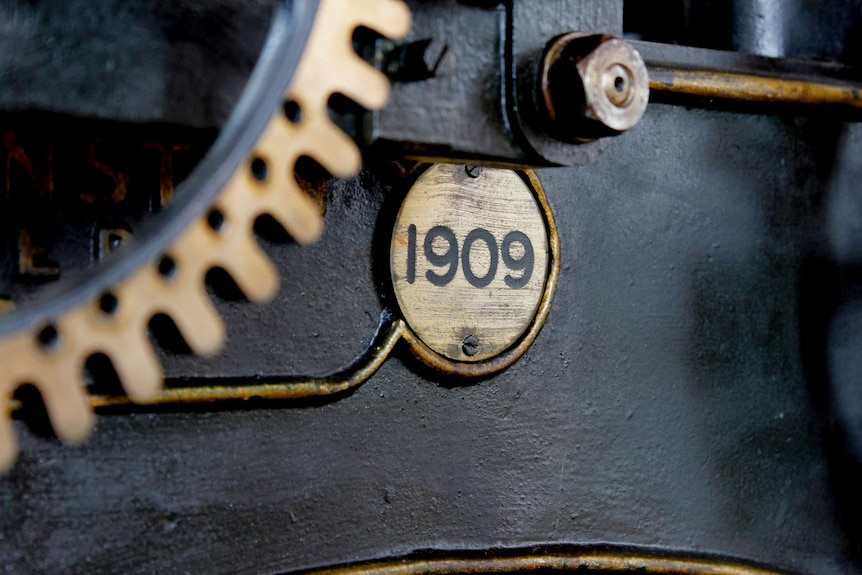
[538,33,650,142]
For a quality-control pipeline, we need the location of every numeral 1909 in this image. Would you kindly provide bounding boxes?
[406,225,535,289]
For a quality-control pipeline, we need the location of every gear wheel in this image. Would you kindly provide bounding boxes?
[0,0,411,470]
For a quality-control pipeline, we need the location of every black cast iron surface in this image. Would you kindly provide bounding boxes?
[0,0,272,127]
[1,104,860,573]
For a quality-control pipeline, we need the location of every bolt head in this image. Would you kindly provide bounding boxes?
[576,38,649,132]
[539,33,650,142]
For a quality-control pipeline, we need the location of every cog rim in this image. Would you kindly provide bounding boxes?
[0,0,411,470]
[0,0,318,338]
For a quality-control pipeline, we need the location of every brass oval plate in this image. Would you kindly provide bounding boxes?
[390,164,559,372]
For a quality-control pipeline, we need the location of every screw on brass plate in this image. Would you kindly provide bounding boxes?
[462,335,480,357]
[465,166,483,178]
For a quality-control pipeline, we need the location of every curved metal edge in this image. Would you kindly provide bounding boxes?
[81,311,407,409]
[290,548,794,575]
[399,168,561,378]
[6,314,403,413]
[0,0,321,337]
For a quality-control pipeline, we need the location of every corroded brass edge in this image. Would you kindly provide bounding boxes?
[296,549,791,575]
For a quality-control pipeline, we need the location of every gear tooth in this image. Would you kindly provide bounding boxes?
[107,333,164,402]
[231,122,324,245]
[268,179,325,244]
[0,409,19,471]
[0,338,29,469]
[354,0,412,40]
[155,223,226,356]
[219,235,281,303]
[305,121,362,178]
[195,188,283,302]
[163,285,225,357]
[333,55,392,112]
[38,373,94,445]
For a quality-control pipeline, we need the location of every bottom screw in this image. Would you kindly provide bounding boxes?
[462,335,480,357]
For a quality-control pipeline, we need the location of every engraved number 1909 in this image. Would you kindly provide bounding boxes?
[406,224,534,289]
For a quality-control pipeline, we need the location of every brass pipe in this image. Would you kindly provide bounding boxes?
[89,317,408,409]
[649,66,862,111]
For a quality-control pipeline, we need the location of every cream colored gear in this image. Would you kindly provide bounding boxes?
[0,0,411,470]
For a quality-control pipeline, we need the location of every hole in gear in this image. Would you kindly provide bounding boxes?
[36,324,59,349]
[251,157,268,182]
[158,256,177,280]
[98,292,119,316]
[283,99,302,123]
[207,209,226,232]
